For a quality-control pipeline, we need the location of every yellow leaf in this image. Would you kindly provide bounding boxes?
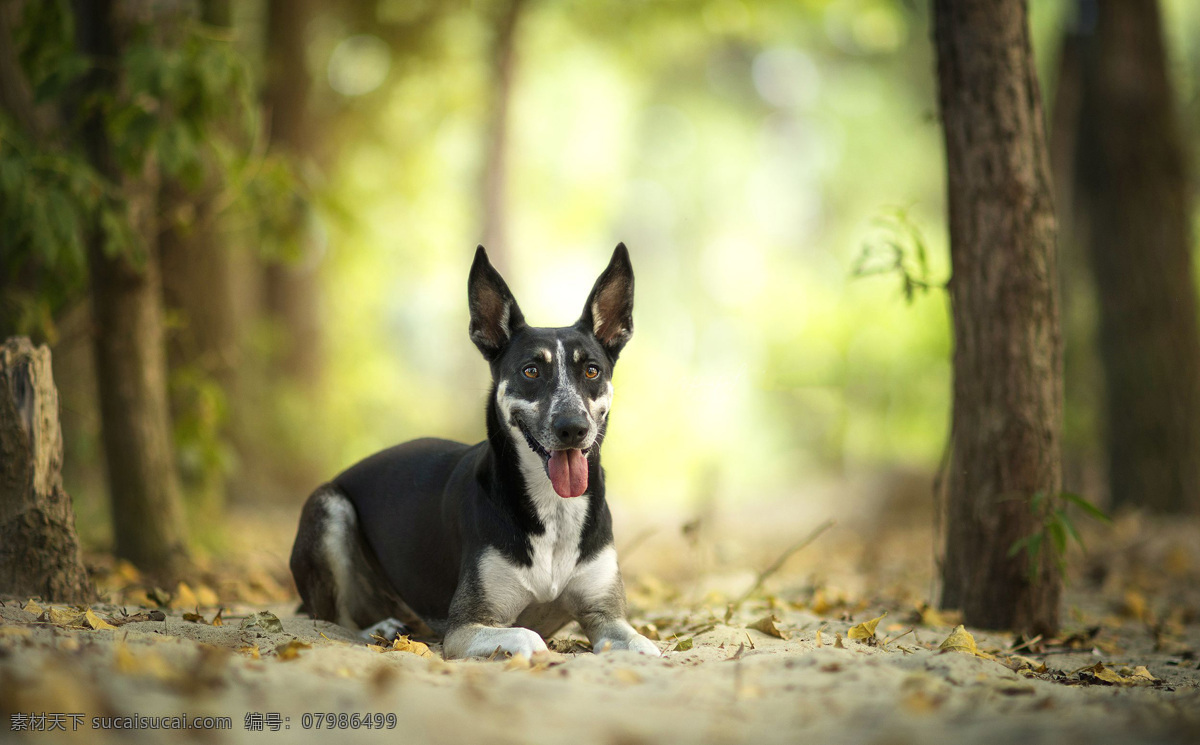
[834,633,845,649]
[747,614,791,640]
[810,588,833,615]
[194,584,219,607]
[182,612,207,624]
[23,599,44,616]
[84,609,116,630]
[237,645,260,660]
[673,637,693,652]
[504,654,531,671]
[938,625,978,654]
[814,628,823,647]
[848,612,888,640]
[388,635,434,658]
[43,607,86,627]
[275,639,311,661]
[1121,665,1156,682]
[211,608,224,627]
[1120,590,1148,621]
[170,582,199,610]
[915,603,961,627]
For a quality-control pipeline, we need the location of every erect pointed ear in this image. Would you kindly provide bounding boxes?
[578,243,634,360]
[468,246,525,360]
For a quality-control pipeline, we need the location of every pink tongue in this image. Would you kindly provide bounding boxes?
[548,449,589,498]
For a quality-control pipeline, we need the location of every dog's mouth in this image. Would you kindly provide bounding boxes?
[516,419,590,499]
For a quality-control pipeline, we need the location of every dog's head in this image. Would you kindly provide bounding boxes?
[468,244,634,499]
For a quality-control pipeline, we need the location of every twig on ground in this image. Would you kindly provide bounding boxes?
[730,519,836,610]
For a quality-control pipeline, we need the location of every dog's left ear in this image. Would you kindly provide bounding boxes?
[578,243,635,360]
[469,245,525,360]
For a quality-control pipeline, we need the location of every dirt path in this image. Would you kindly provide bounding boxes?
[2,509,1198,744]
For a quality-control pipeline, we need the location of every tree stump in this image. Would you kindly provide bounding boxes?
[0,337,94,603]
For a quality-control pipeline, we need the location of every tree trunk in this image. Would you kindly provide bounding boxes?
[0,338,94,603]
[262,0,322,387]
[479,0,524,268]
[934,0,1063,635]
[77,0,189,576]
[1073,0,1200,514]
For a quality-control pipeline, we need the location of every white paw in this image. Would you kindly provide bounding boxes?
[463,627,549,659]
[359,617,410,642]
[594,633,661,657]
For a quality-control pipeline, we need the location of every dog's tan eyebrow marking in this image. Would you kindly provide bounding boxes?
[573,348,582,363]
[539,349,552,363]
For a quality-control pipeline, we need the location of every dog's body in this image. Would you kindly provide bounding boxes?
[290,245,658,659]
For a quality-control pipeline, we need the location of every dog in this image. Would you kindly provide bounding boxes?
[289,244,659,659]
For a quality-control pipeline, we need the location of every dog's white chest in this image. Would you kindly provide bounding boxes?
[519,495,588,603]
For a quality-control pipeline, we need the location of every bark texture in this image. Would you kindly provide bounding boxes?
[78,0,189,575]
[1073,0,1200,514]
[262,0,322,386]
[934,0,1063,635]
[0,338,94,603]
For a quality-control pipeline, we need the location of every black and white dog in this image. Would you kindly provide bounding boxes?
[290,244,659,659]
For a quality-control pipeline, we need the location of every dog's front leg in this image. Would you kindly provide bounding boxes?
[442,557,549,660]
[443,623,548,659]
[564,547,660,656]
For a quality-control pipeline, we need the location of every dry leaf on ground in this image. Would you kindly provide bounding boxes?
[848,612,887,641]
[747,614,791,640]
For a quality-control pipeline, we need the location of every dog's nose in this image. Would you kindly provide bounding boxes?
[552,414,589,447]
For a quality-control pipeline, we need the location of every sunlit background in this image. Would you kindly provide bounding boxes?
[35,0,1200,546]
[266,0,1198,505]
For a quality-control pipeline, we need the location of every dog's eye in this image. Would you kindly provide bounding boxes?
[523,366,539,379]
[585,364,600,379]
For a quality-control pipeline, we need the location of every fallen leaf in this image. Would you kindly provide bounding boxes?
[211,608,224,627]
[275,639,311,661]
[673,637,694,652]
[815,628,823,647]
[23,599,44,616]
[107,610,165,627]
[834,633,845,649]
[182,612,207,624]
[637,623,660,641]
[913,603,961,628]
[1120,665,1156,682]
[848,612,888,641]
[237,645,261,659]
[83,609,116,631]
[504,654,531,671]
[194,584,220,607]
[940,626,998,661]
[239,611,284,634]
[747,614,791,640]
[42,607,85,627]
[170,582,199,610]
[388,635,434,659]
[1120,590,1149,622]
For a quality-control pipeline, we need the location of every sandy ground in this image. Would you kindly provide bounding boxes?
[2,499,1199,745]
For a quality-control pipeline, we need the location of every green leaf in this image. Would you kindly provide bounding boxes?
[1061,492,1112,524]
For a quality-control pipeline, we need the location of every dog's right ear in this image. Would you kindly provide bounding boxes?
[468,246,525,360]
